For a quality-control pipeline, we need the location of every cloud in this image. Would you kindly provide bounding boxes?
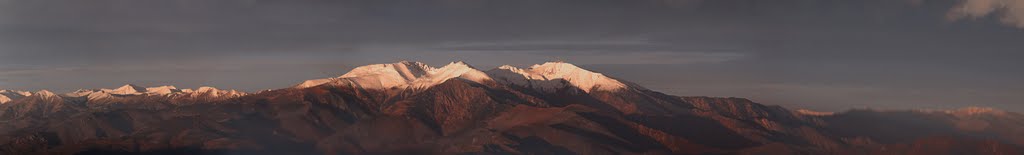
[947,0,1024,28]
[0,65,77,76]
[429,40,749,65]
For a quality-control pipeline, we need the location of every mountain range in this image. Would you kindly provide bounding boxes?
[1,61,1021,155]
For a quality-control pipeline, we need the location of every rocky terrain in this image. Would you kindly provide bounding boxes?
[0,61,1021,155]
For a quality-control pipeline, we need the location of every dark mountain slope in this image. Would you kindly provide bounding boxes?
[1,61,1020,155]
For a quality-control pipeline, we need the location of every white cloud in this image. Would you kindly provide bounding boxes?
[947,0,1024,28]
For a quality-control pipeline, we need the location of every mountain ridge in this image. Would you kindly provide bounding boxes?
[0,61,1020,155]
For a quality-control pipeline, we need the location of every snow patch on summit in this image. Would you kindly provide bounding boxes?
[185,86,246,98]
[64,84,246,100]
[408,61,491,89]
[297,61,636,93]
[1,90,32,97]
[33,90,59,99]
[146,86,181,95]
[1,90,32,104]
[486,62,629,92]
[109,84,147,95]
[295,61,492,90]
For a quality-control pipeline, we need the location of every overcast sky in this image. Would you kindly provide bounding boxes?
[1,0,1022,112]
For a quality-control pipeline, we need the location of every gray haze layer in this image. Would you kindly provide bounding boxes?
[1,0,1022,112]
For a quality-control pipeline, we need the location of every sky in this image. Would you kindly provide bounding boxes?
[1,0,1022,112]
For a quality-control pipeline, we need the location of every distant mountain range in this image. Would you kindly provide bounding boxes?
[1,61,1021,155]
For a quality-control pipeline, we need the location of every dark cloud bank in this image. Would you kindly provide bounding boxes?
[0,0,1022,112]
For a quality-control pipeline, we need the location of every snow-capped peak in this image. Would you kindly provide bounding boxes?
[77,84,184,96]
[1,89,32,97]
[1,89,44,103]
[487,62,629,93]
[146,85,181,94]
[408,61,491,89]
[0,89,35,104]
[339,61,431,80]
[196,86,219,93]
[110,84,147,95]
[295,61,635,93]
[0,95,10,104]
[34,90,59,98]
[185,86,246,98]
[294,61,492,90]
[61,84,246,100]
